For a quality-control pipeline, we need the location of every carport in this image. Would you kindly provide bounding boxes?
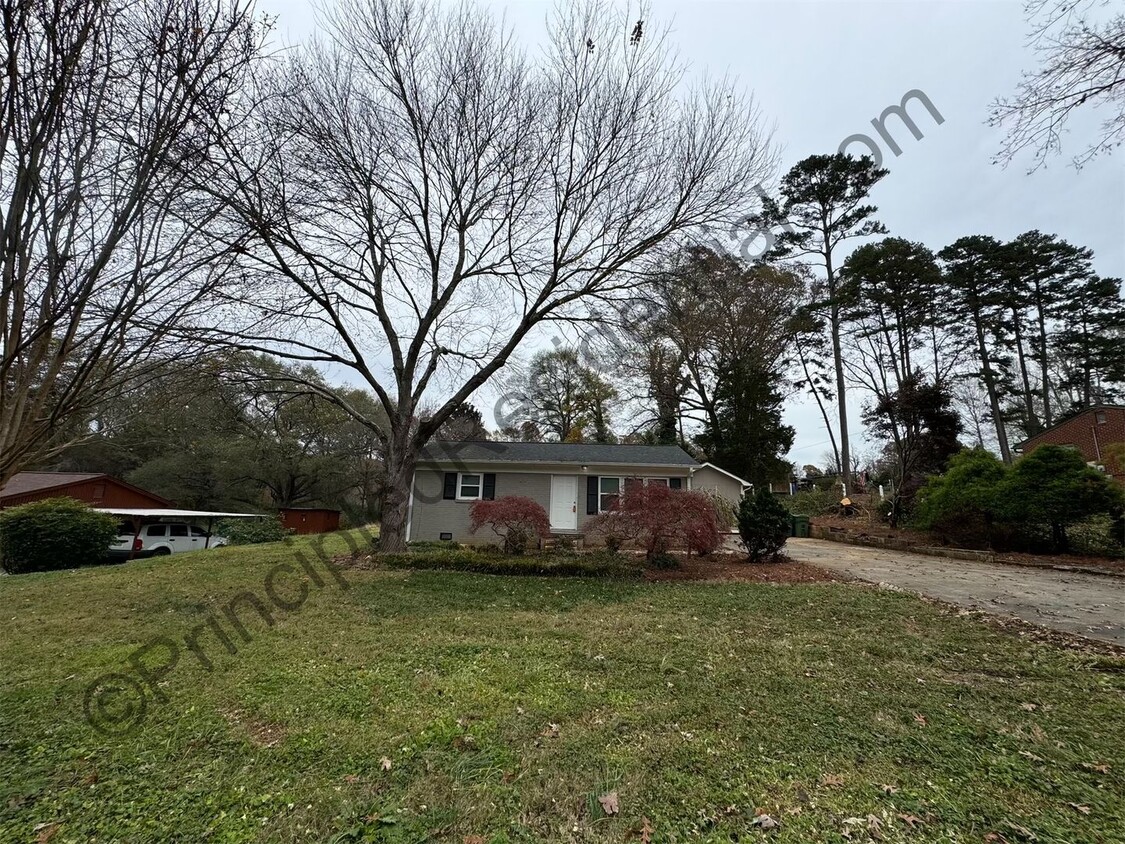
[95,508,266,559]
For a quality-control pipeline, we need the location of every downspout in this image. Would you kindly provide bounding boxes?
[1091,425,1102,462]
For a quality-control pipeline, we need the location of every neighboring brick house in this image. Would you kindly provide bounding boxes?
[1014,406,1125,483]
[0,472,173,509]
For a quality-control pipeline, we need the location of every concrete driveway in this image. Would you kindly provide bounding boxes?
[787,538,1125,645]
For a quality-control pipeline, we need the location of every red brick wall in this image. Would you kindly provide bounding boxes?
[1020,407,1125,482]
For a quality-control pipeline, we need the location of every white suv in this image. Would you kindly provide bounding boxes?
[110,521,228,558]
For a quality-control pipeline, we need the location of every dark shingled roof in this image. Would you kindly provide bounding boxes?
[0,471,105,499]
[418,441,699,467]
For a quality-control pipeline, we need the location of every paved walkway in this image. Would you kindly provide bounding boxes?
[787,538,1125,645]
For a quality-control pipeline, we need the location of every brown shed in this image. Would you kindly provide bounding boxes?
[0,472,173,509]
[279,507,341,535]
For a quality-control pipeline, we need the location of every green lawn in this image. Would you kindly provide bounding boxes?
[2,532,1123,843]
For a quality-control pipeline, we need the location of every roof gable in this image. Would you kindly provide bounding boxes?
[0,472,173,505]
[0,472,105,498]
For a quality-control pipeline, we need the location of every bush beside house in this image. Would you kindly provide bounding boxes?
[585,482,723,561]
[0,498,119,574]
[468,496,551,554]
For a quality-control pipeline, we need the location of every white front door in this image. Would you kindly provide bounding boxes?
[549,475,578,531]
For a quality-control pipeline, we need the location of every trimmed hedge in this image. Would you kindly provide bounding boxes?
[375,548,642,578]
[0,498,119,574]
[738,488,790,562]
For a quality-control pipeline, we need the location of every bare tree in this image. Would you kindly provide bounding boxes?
[632,247,804,443]
[202,0,775,550]
[0,0,267,485]
[991,0,1125,169]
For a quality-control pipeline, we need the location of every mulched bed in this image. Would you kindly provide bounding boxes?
[644,553,841,584]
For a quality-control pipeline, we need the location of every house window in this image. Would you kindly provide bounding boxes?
[646,478,669,487]
[599,476,622,511]
[457,473,482,500]
[1096,411,1107,424]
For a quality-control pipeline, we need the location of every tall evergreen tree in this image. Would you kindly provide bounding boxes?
[694,358,794,488]
[938,236,1013,462]
[1003,231,1094,428]
[753,153,888,491]
[1054,275,1125,409]
[840,237,947,396]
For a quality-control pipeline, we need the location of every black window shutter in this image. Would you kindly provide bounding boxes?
[586,476,599,514]
[442,473,457,500]
[669,477,683,489]
[482,473,496,500]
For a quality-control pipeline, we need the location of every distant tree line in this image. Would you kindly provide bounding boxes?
[52,355,387,522]
[500,152,1122,527]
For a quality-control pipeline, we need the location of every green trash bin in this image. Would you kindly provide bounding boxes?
[792,514,810,538]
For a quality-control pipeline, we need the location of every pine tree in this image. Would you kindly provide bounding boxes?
[752,153,888,491]
[938,236,1013,461]
[694,358,794,488]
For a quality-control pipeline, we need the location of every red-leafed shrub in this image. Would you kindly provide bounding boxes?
[468,496,551,554]
[586,482,724,560]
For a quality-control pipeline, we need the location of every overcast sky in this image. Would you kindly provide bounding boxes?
[262,0,1124,466]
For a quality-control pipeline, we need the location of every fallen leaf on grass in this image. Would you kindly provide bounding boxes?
[1020,702,1038,712]
[750,811,780,830]
[1002,821,1038,840]
[1067,803,1091,815]
[640,816,654,843]
[897,813,922,828]
[380,757,393,771]
[913,713,928,726]
[1082,762,1110,774]
[866,814,884,840]
[541,723,560,738]
[821,773,845,787]
[463,837,485,844]
[33,823,61,844]
[598,792,619,816]
[1018,750,1044,763]
[881,784,899,795]
[984,834,1010,843]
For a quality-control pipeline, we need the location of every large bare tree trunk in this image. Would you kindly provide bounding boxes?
[379,426,416,552]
